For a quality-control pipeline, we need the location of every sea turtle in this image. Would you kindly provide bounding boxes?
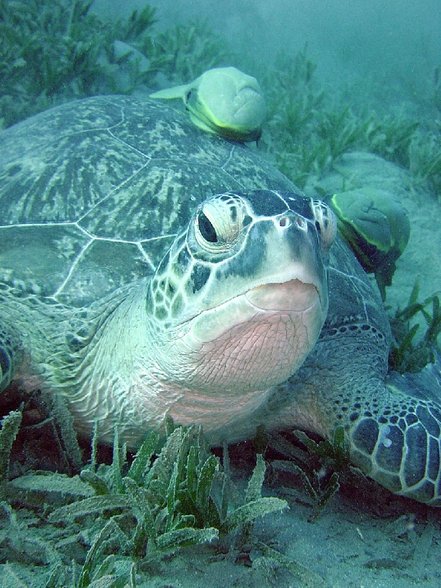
[150,66,266,141]
[1,95,441,506]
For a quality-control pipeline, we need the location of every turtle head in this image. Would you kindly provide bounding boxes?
[147,190,336,397]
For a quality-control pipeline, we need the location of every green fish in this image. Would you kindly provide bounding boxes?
[150,66,266,142]
[330,187,410,299]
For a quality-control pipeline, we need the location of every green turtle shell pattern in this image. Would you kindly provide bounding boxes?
[0,96,291,306]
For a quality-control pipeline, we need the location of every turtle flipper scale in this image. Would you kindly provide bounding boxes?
[348,383,441,506]
[282,331,441,506]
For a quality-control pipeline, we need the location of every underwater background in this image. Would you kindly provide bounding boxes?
[1,0,441,586]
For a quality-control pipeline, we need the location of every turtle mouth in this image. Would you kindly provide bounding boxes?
[187,274,327,353]
[245,279,320,312]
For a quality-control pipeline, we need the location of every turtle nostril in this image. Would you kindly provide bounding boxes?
[295,216,308,231]
[279,216,291,228]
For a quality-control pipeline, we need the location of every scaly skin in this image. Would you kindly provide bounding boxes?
[0,192,331,450]
[302,331,441,506]
[265,264,441,506]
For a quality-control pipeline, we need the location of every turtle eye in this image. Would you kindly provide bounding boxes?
[193,194,246,254]
[311,199,337,251]
[197,211,218,243]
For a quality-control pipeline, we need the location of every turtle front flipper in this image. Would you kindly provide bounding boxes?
[278,329,441,506]
[346,365,441,506]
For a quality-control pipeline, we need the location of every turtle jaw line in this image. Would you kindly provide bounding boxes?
[232,260,325,314]
[191,276,322,321]
[186,274,325,348]
[244,278,321,313]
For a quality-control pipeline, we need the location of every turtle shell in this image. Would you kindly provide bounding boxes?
[0,95,293,307]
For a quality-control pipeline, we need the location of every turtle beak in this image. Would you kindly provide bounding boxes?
[245,278,320,312]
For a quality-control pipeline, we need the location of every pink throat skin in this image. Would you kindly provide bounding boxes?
[163,282,325,445]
